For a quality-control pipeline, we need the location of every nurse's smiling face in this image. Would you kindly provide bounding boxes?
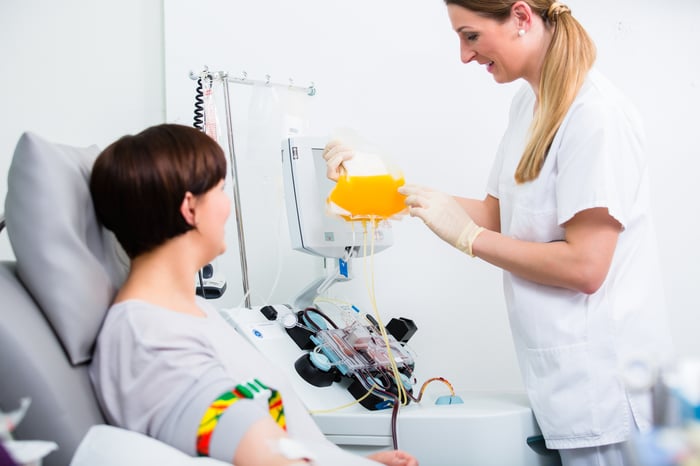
[447,2,540,86]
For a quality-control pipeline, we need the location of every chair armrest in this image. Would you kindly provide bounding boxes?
[70,425,231,466]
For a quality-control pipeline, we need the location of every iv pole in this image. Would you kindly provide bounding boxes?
[190,68,317,309]
[220,73,251,308]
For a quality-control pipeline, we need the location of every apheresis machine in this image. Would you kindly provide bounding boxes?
[221,137,556,466]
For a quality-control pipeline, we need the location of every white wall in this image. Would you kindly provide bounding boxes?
[0,0,165,258]
[163,0,522,390]
[2,0,698,394]
[163,0,700,392]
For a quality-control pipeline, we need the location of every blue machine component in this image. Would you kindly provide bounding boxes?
[435,395,465,405]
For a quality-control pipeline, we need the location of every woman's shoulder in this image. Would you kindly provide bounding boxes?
[99,299,210,345]
[565,69,644,133]
[93,299,220,383]
[97,300,158,345]
[576,70,639,113]
[103,299,163,324]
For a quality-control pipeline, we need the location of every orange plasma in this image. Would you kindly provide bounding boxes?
[328,174,407,220]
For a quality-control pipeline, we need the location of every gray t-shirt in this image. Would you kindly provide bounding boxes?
[90,298,378,464]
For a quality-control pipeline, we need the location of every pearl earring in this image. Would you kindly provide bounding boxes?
[518,29,526,37]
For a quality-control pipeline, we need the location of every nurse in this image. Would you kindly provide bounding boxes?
[324,1,674,465]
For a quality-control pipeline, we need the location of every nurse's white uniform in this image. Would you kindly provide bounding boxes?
[486,69,674,450]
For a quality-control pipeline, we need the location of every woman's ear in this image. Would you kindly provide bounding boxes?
[180,192,197,227]
[511,1,533,31]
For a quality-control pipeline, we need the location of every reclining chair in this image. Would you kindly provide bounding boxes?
[0,132,227,466]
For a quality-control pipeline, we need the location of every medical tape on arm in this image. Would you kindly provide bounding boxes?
[196,378,287,457]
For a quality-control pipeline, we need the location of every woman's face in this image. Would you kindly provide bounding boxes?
[195,179,231,257]
[447,4,528,84]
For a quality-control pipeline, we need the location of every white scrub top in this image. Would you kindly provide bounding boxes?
[486,69,674,449]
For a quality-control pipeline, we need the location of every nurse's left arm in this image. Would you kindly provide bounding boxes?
[473,207,621,294]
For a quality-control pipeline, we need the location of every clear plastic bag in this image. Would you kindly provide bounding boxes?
[326,138,407,222]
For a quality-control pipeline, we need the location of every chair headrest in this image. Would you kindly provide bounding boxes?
[4,132,129,365]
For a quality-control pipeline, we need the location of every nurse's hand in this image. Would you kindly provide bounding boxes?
[367,449,419,466]
[399,184,485,257]
[322,140,354,181]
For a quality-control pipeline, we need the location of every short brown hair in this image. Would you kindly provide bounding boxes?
[90,124,227,258]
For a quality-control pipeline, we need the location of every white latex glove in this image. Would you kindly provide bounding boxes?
[322,140,355,181]
[398,184,485,257]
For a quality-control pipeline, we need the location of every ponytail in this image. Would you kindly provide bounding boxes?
[514,2,596,183]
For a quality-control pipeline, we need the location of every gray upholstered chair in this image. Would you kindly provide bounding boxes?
[0,132,123,466]
[0,133,227,466]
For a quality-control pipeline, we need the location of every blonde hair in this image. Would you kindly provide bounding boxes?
[444,1,597,183]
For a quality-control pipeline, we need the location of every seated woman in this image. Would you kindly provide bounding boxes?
[88,124,417,466]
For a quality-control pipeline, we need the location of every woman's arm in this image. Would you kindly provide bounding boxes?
[400,185,621,294]
[473,207,621,294]
[232,417,309,465]
[233,418,418,466]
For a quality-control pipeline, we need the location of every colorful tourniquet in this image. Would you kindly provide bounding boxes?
[196,379,287,457]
